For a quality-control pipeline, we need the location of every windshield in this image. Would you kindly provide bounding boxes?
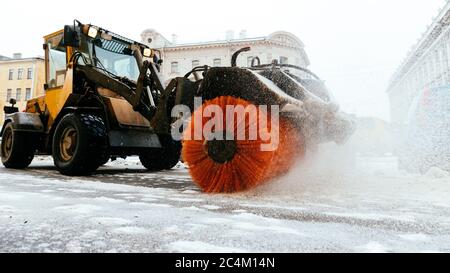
[94,44,140,81]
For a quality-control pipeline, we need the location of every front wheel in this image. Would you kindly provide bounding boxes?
[52,113,108,176]
[1,123,35,169]
[139,138,181,171]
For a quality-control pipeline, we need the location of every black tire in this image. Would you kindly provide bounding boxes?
[1,123,35,169]
[99,156,110,166]
[52,113,108,176]
[139,138,181,171]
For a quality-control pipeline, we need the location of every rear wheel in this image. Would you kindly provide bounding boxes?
[139,138,181,171]
[1,123,35,169]
[52,113,108,176]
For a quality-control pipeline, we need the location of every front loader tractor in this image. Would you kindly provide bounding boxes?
[1,20,355,193]
[1,20,181,175]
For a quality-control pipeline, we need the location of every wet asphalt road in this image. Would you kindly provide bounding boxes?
[0,156,449,252]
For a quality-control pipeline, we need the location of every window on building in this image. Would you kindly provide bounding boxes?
[213,58,221,67]
[192,60,200,68]
[435,50,441,78]
[8,69,13,80]
[27,68,32,79]
[428,60,433,83]
[6,89,12,101]
[247,56,254,67]
[25,88,32,100]
[280,56,288,64]
[266,53,273,64]
[447,38,450,70]
[17,68,23,80]
[441,47,447,74]
[16,88,21,101]
[171,62,179,74]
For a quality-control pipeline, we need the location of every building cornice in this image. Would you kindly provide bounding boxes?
[387,0,450,92]
[0,57,44,64]
[143,30,310,67]
[158,38,303,52]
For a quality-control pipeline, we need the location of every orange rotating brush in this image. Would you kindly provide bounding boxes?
[182,96,277,193]
[264,117,305,181]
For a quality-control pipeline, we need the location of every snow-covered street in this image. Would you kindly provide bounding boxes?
[0,151,449,253]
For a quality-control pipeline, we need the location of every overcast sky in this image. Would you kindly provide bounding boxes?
[1,0,447,120]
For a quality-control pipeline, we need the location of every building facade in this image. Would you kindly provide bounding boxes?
[0,54,45,122]
[141,29,311,84]
[387,0,450,124]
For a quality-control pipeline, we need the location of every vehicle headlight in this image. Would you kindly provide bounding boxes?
[88,27,98,38]
[143,48,153,58]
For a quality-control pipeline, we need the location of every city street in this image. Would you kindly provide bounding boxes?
[1,0,450,262]
[1,151,449,253]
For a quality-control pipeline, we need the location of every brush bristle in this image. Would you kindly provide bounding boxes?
[182,96,305,193]
[182,96,276,193]
[265,118,305,180]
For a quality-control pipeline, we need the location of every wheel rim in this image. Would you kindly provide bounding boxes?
[1,128,13,159]
[59,126,77,162]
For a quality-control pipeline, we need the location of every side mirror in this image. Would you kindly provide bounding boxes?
[64,25,80,47]
[9,98,16,107]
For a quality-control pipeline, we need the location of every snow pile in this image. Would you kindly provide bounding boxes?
[425,167,449,179]
[106,156,187,170]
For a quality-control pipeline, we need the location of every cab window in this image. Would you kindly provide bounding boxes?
[46,33,66,88]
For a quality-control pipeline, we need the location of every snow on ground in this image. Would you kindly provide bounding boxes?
[0,146,449,253]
